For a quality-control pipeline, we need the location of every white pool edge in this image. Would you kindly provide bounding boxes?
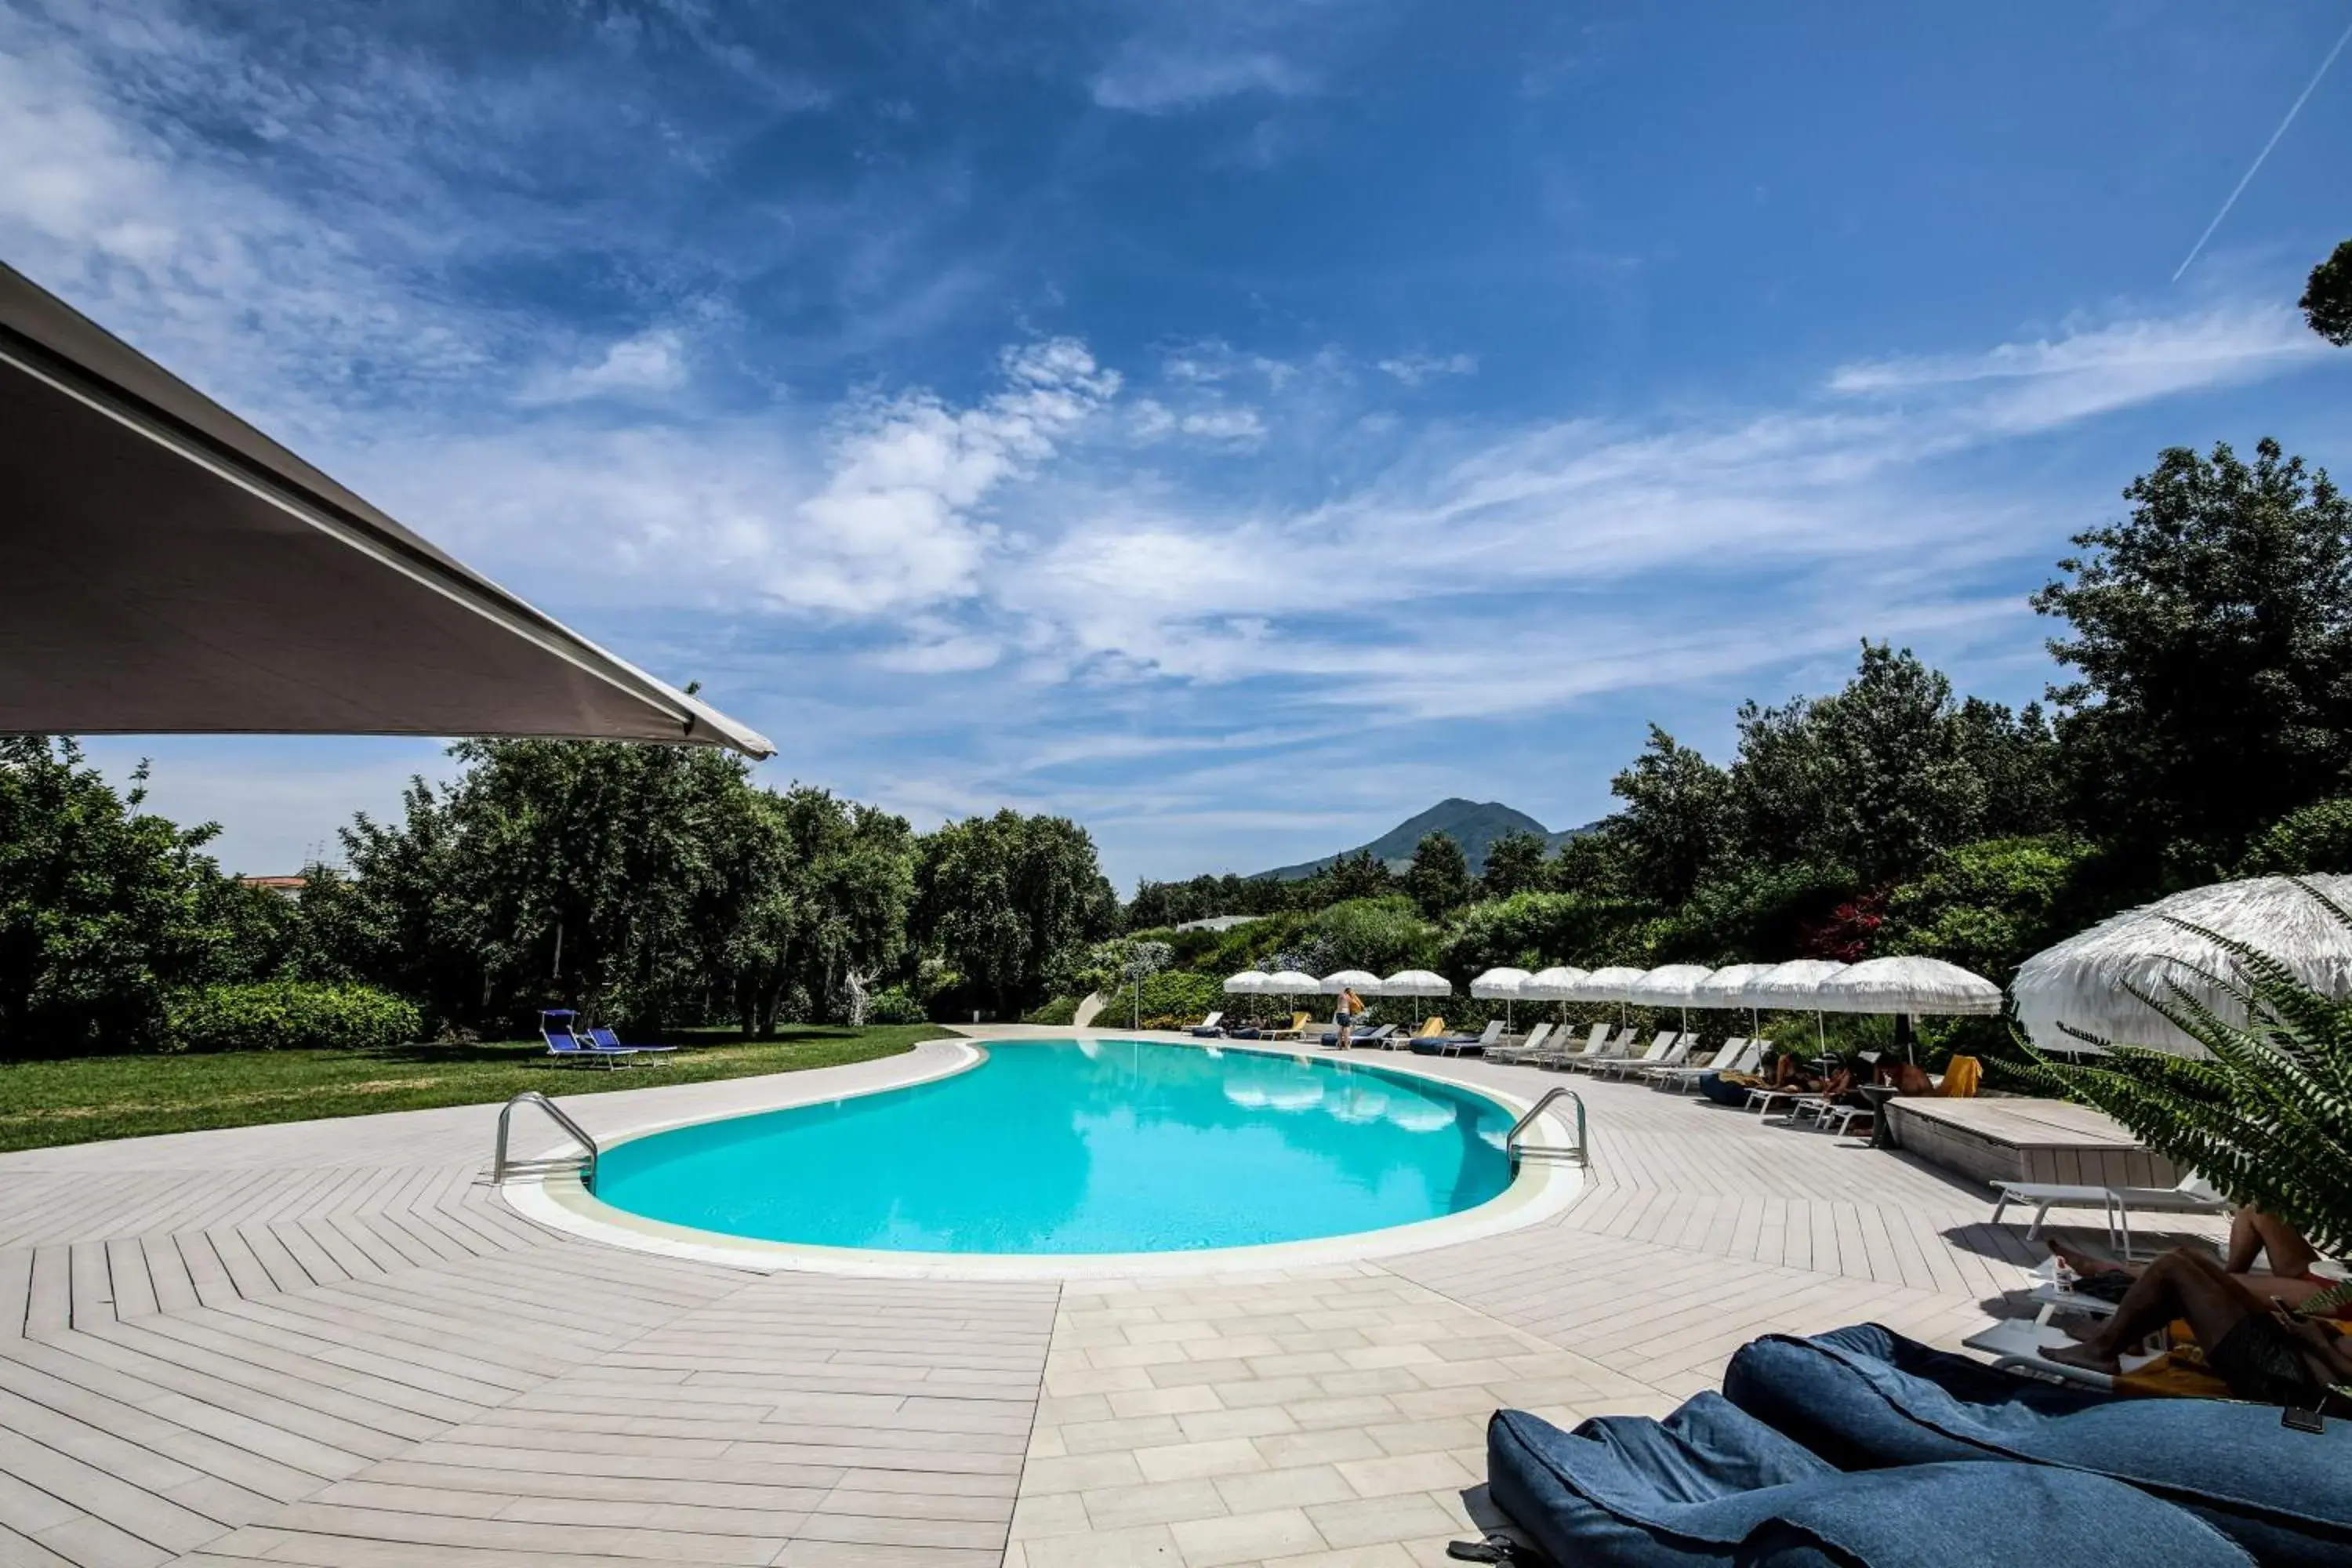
[502,1036,1588,1280]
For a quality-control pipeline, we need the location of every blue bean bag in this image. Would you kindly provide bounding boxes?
[1488,1395,2251,1567]
[1722,1323,2352,1568]
[1697,1073,1749,1107]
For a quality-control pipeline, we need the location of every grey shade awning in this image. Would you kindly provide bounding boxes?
[0,262,773,756]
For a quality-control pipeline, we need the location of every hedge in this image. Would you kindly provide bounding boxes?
[165,982,423,1053]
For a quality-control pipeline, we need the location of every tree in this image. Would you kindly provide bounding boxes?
[1402,832,1472,917]
[2034,439,2352,862]
[1609,726,1733,905]
[913,810,1116,1018]
[1731,644,2056,888]
[1479,831,1551,901]
[1304,896,1436,978]
[0,738,231,1054]
[2303,239,2352,346]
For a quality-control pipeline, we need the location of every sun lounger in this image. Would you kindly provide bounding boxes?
[1558,1025,1634,1072]
[1411,1019,1506,1057]
[1532,1022,1610,1069]
[1486,1392,2249,1568]
[1650,1036,1762,1091]
[543,1014,638,1069]
[1263,1011,1312,1040]
[1721,1323,2348,1566]
[587,1025,676,1056]
[1594,1030,1682,1080]
[1638,1036,1738,1083]
[1386,1017,1444,1050]
[1485,1022,1553,1065]
[1186,1011,1225,1037]
[1319,1022,1396,1047]
[1988,1171,2227,1256]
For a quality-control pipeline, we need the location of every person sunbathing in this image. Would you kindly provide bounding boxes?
[2049,1208,2349,1316]
[2045,1244,2352,1410]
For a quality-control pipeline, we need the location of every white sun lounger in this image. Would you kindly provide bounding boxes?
[1562,1027,1637,1073]
[1594,1030,1682,1080]
[1485,1022,1554,1065]
[1988,1171,2228,1257]
[1652,1036,1764,1091]
[1534,1023,1611,1069]
[1640,1036,1740,1086]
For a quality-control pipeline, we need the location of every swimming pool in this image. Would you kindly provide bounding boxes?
[590,1039,1519,1255]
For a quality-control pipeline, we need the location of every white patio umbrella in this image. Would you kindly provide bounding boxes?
[1817,956,2002,1062]
[2012,874,2352,1058]
[1522,965,1588,1025]
[1693,962,1780,1034]
[1383,969,1453,1025]
[1740,959,1851,1054]
[1224,970,1272,996]
[1471,967,1532,1028]
[1319,970,1384,996]
[1264,970,1320,1014]
[1569,965,1651,1026]
[1626,963,1716,1033]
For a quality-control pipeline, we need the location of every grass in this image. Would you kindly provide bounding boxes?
[0,1023,956,1153]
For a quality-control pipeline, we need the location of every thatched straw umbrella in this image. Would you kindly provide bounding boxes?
[1740,959,1850,1054]
[1693,961,1779,1035]
[1522,965,1588,1026]
[2011,874,2352,1058]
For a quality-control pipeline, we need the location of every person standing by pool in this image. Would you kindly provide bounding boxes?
[1334,986,1363,1048]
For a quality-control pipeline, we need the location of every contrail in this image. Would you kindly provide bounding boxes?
[2173,16,2352,281]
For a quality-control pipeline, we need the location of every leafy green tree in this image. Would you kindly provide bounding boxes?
[1732,644,2054,887]
[1881,836,2095,982]
[0,739,231,1054]
[913,810,1116,1018]
[1608,726,1733,904]
[1304,896,1436,978]
[1402,832,1472,917]
[2303,239,2352,346]
[2237,797,2352,877]
[1478,831,1551,901]
[1439,889,1656,975]
[2034,439,2352,863]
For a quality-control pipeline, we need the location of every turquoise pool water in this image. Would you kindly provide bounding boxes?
[592,1040,1518,1254]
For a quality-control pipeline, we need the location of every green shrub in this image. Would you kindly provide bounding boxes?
[165,982,421,1053]
[1022,995,1080,1025]
[862,985,928,1025]
[2238,798,2352,876]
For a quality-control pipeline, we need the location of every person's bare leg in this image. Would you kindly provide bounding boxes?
[2242,1208,2320,1279]
[2048,1249,2263,1374]
[2049,1235,2133,1279]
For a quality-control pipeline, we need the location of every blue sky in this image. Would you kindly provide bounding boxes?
[5,0,2351,887]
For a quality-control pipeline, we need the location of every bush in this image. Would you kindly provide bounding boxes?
[1022,995,1080,1025]
[2238,798,2352,876]
[165,982,422,1053]
[862,985,928,1025]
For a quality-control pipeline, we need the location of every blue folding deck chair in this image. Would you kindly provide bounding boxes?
[587,1025,676,1058]
[541,1010,640,1068]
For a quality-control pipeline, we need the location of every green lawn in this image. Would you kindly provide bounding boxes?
[0,1024,956,1153]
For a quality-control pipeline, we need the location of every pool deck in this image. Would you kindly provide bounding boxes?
[0,1030,2219,1568]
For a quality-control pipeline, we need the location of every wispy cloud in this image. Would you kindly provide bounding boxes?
[1091,49,1311,113]
[1377,352,1478,384]
[517,328,691,405]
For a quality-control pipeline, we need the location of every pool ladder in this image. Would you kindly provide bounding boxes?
[493,1091,599,1191]
[1507,1087,1587,1169]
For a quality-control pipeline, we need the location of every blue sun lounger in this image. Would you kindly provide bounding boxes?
[541,1010,641,1069]
[587,1025,676,1056]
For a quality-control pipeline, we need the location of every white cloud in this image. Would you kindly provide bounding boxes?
[517,328,690,405]
[1091,50,1310,112]
[1377,352,1478,384]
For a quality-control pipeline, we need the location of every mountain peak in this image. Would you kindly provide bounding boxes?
[1254,800,1592,880]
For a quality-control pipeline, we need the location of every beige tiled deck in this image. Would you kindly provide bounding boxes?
[0,1033,2204,1567]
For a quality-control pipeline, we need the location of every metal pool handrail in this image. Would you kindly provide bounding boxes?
[1507,1086,1587,1168]
[494,1091,599,1189]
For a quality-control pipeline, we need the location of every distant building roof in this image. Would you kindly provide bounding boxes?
[237,875,308,896]
[1174,914,1258,932]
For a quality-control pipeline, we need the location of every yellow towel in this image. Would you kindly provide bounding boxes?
[1938,1055,1982,1098]
[1415,1017,1444,1036]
